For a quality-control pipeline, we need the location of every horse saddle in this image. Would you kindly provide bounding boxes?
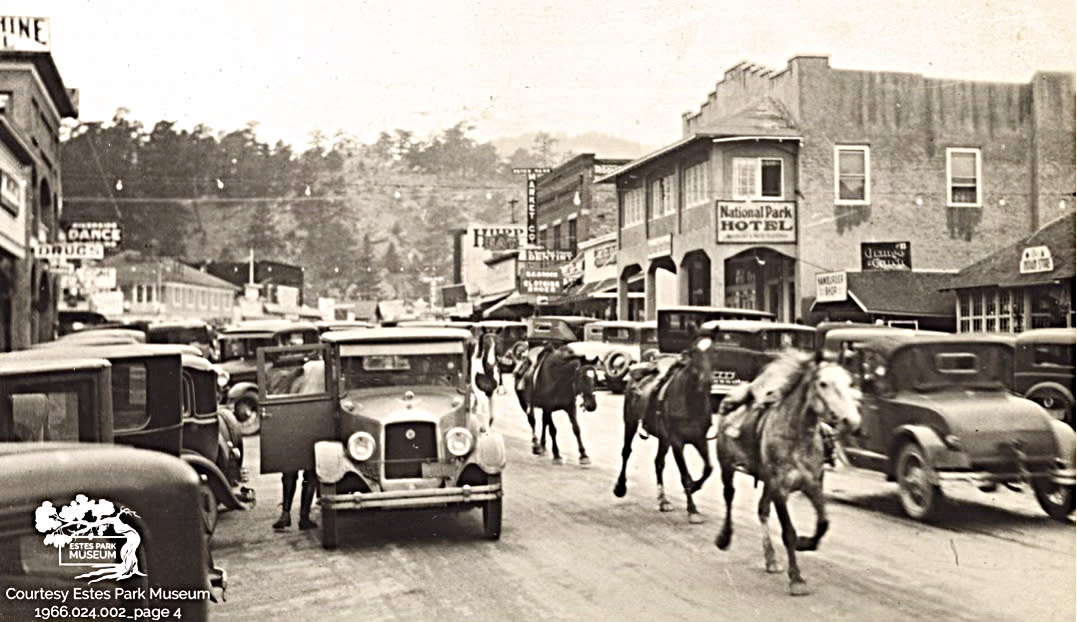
[719,402,769,477]
[637,358,686,436]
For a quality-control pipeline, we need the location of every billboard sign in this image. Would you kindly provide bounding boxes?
[0,16,49,52]
[861,242,911,271]
[716,201,797,243]
[64,222,123,249]
[471,226,525,249]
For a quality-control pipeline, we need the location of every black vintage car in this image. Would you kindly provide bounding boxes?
[656,306,775,355]
[1015,327,1076,428]
[147,319,218,361]
[526,315,593,347]
[0,443,213,621]
[697,320,816,409]
[216,319,320,435]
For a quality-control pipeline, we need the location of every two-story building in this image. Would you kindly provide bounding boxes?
[0,16,78,348]
[535,154,629,254]
[106,255,239,325]
[598,55,1076,323]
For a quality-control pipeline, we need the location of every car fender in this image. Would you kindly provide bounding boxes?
[470,429,506,474]
[1047,419,1077,478]
[181,451,255,511]
[227,381,258,403]
[887,424,971,482]
[315,440,348,484]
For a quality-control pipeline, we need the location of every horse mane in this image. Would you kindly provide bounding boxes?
[750,348,815,406]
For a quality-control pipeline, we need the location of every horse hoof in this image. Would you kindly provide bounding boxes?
[789,580,811,596]
[795,537,818,552]
[715,532,731,550]
[658,501,674,512]
[613,482,627,498]
[765,561,783,574]
[579,456,591,466]
[552,456,564,465]
[688,513,705,525]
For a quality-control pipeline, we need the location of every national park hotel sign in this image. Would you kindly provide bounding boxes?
[716,201,796,243]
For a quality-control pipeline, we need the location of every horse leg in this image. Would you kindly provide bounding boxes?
[689,436,713,493]
[671,440,703,524]
[773,493,809,596]
[613,410,639,498]
[655,437,673,512]
[795,480,829,552]
[714,459,736,550]
[546,409,563,465]
[567,405,590,466]
[757,484,781,574]
[526,404,543,455]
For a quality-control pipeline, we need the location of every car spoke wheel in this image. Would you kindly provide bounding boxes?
[896,443,940,521]
[233,396,261,436]
[320,483,338,549]
[199,483,219,534]
[1033,480,1076,521]
[483,474,502,540]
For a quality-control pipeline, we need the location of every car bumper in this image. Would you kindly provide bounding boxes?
[936,467,1076,492]
[320,483,502,511]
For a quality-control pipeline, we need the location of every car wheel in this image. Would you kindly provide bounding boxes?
[320,483,338,549]
[896,443,940,521]
[199,482,219,535]
[1027,386,1075,428]
[1032,479,1076,521]
[483,474,502,540]
[233,395,260,436]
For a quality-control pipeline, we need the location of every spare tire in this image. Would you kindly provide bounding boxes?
[510,340,530,361]
[604,350,632,380]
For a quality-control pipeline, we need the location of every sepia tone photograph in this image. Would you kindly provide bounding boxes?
[0,2,1074,621]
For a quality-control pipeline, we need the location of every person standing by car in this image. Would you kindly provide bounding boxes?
[272,358,324,531]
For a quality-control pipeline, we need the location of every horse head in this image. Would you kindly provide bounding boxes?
[809,357,862,435]
[575,355,600,412]
[680,336,714,395]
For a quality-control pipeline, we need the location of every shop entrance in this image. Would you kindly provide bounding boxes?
[723,248,796,322]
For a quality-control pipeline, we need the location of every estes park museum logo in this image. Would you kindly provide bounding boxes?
[34,494,145,583]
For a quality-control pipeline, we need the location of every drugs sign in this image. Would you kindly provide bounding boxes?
[33,242,105,261]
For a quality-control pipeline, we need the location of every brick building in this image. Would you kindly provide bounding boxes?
[0,17,78,349]
[598,55,1076,323]
[535,154,629,254]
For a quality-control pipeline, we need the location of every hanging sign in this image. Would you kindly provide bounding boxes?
[519,268,563,295]
[815,271,848,303]
[33,242,105,261]
[861,242,911,271]
[63,222,123,248]
[522,248,574,264]
[1019,246,1053,274]
[512,168,552,246]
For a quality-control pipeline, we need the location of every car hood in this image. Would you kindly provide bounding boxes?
[219,359,256,377]
[894,390,1057,458]
[342,386,467,422]
[566,341,638,360]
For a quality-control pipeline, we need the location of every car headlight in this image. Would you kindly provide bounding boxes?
[446,427,474,457]
[213,366,230,388]
[347,431,376,461]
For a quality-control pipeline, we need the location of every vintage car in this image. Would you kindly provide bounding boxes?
[217,319,320,435]
[697,320,816,408]
[656,305,775,355]
[475,320,529,373]
[526,315,593,347]
[315,319,377,333]
[1015,328,1076,428]
[0,443,215,621]
[4,344,254,532]
[823,329,1076,521]
[147,319,218,361]
[257,327,506,549]
[57,309,112,336]
[570,320,658,393]
[59,327,148,344]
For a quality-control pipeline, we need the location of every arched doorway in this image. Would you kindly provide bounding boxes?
[723,248,796,322]
[681,250,711,307]
[619,264,644,321]
[647,257,677,320]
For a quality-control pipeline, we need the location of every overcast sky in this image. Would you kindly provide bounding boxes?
[16,0,1077,151]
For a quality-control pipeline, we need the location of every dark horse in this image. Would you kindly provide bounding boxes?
[515,345,598,465]
[713,350,861,596]
[613,336,714,523]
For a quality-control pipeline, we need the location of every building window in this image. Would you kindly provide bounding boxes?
[732,158,783,200]
[552,223,561,251]
[650,174,674,218]
[957,287,1019,333]
[0,92,10,114]
[835,146,870,204]
[186,288,194,307]
[0,169,21,217]
[684,161,708,207]
[622,188,644,226]
[538,226,548,248]
[567,218,578,254]
[947,148,981,207]
[171,287,180,305]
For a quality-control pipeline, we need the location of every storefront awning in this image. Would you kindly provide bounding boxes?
[944,212,1076,290]
[810,271,956,317]
[554,278,618,306]
[482,292,541,319]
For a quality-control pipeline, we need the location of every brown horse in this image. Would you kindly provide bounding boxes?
[714,350,861,596]
[515,345,598,465]
[613,336,714,523]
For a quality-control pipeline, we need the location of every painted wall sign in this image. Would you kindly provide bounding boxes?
[0,16,48,52]
[593,163,621,178]
[63,221,123,248]
[471,225,525,249]
[647,233,672,259]
[716,201,797,243]
[815,271,848,303]
[1019,246,1054,274]
[861,241,911,271]
[522,248,574,264]
[513,168,552,246]
[519,268,563,295]
[592,241,617,267]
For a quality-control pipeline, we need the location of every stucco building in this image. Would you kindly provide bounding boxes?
[598,55,1076,323]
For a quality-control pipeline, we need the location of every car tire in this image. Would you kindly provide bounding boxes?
[1032,479,1076,521]
[603,351,632,394]
[199,482,219,535]
[896,442,941,521]
[233,394,260,436]
[320,483,338,549]
[1026,385,1075,428]
[483,474,502,540]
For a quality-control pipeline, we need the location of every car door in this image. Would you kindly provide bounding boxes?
[257,343,335,473]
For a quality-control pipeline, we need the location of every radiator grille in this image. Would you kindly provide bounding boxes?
[384,422,437,479]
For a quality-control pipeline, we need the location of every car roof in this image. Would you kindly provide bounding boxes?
[0,356,111,376]
[834,330,1016,355]
[586,320,656,329]
[657,305,775,318]
[322,326,475,344]
[19,342,189,360]
[530,315,594,325]
[397,320,475,328]
[700,319,812,333]
[476,320,526,327]
[219,319,318,335]
[147,319,211,330]
[316,320,376,329]
[62,327,147,341]
[1015,327,1076,345]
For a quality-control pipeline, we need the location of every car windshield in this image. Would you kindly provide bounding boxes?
[891,343,1014,392]
[149,326,210,345]
[603,327,637,343]
[1,379,89,442]
[339,341,467,391]
[218,336,272,361]
[762,330,815,351]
